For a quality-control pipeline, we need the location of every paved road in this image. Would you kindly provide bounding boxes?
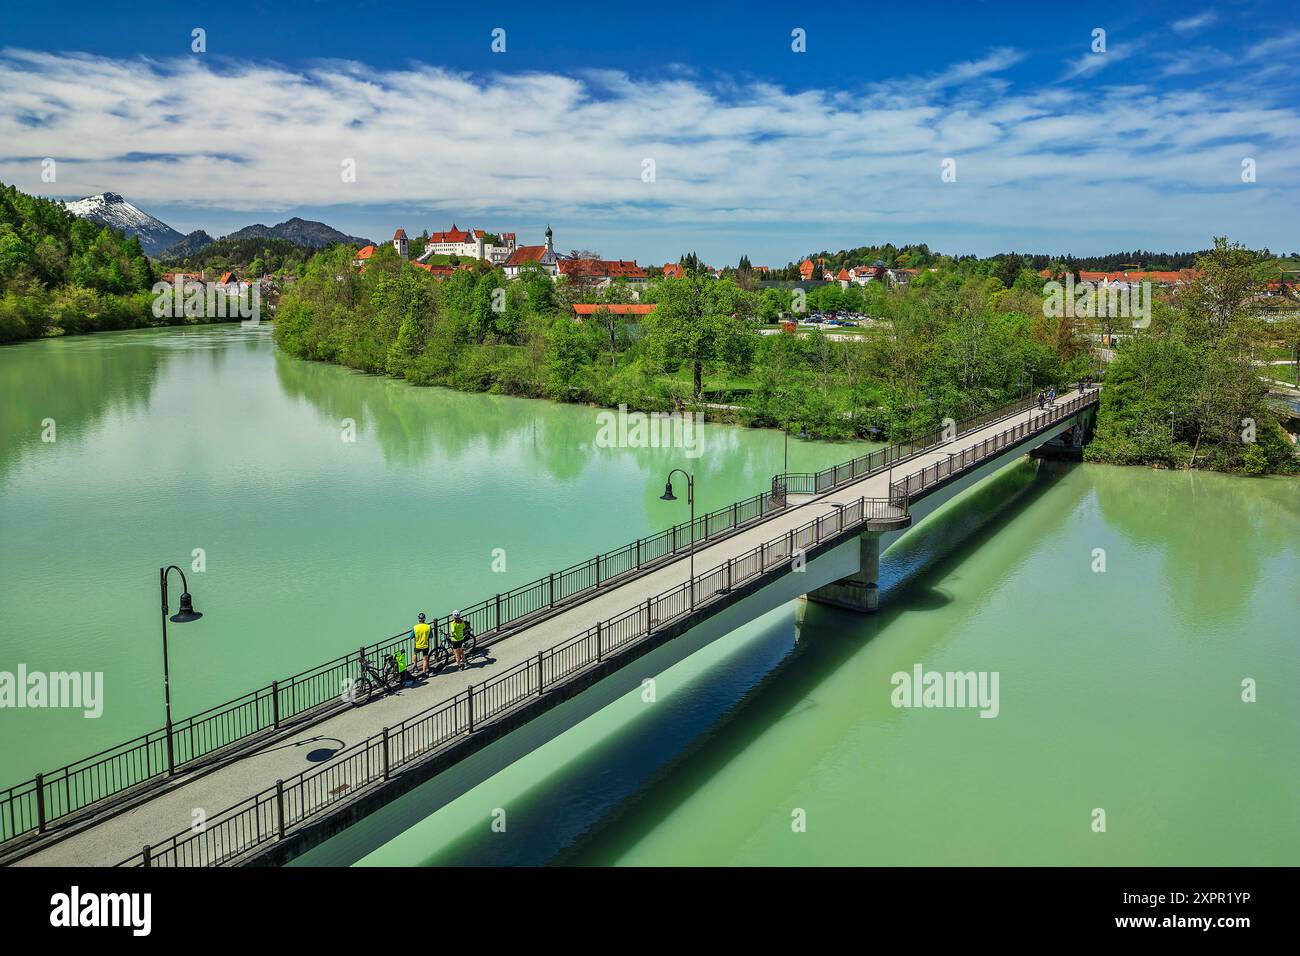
[18,389,1093,866]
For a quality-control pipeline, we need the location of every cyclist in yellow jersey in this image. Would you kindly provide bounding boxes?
[449,611,467,670]
[412,612,433,676]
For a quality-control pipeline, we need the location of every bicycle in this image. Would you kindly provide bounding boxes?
[348,649,401,705]
[431,624,477,672]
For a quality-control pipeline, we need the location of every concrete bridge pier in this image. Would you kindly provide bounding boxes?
[805,531,884,612]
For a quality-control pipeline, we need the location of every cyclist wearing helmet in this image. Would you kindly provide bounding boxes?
[412,612,432,676]
[449,610,468,670]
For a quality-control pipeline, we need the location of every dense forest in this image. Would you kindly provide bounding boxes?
[160,235,315,276]
[0,182,162,341]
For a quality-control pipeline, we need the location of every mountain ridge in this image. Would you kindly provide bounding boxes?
[60,193,374,259]
[59,192,184,256]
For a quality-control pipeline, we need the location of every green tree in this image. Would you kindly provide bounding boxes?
[644,275,756,398]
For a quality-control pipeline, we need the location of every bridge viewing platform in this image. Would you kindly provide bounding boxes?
[2,389,1099,868]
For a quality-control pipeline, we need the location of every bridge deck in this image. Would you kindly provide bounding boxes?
[17,389,1092,866]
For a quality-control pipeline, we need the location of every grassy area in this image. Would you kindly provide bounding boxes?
[418,253,479,265]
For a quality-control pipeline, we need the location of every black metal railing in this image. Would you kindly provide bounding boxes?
[890,393,1093,502]
[0,486,786,846]
[773,391,1066,499]
[119,494,910,867]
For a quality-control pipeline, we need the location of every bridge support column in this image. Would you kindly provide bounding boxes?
[805,531,882,613]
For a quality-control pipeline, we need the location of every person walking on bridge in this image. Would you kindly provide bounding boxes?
[1047,386,1056,407]
[449,611,468,670]
[412,612,433,676]
[1036,390,1045,411]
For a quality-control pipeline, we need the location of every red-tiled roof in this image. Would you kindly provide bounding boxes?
[506,245,549,267]
[354,245,377,260]
[559,259,647,280]
[393,229,407,240]
[1038,268,1199,284]
[427,224,471,244]
[411,261,472,276]
[836,268,850,280]
[663,263,686,279]
[571,304,657,316]
[219,271,236,284]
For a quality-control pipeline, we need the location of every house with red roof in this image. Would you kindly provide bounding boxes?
[352,245,377,269]
[571,303,657,320]
[392,229,408,258]
[1038,267,1201,292]
[558,258,648,288]
[663,263,687,279]
[503,225,561,278]
[846,263,890,286]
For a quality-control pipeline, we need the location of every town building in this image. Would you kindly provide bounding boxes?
[392,229,408,258]
[1037,268,1199,289]
[419,225,518,263]
[503,225,562,278]
[557,258,649,288]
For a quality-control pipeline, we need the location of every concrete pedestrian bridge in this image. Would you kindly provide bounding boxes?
[2,390,1099,867]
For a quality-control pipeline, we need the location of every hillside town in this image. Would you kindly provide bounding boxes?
[346,223,957,297]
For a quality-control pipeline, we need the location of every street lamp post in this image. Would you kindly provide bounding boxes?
[782,419,808,475]
[159,564,203,776]
[660,469,696,608]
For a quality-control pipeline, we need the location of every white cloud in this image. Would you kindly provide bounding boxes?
[1060,43,1137,81]
[0,47,1295,259]
[1172,12,1217,33]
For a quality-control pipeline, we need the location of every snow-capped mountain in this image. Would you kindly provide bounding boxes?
[60,193,185,256]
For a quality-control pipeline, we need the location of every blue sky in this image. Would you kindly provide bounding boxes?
[2,0,1297,264]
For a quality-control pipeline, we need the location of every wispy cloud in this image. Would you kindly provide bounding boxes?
[1157,28,1300,79]
[1172,11,1217,33]
[0,45,1294,257]
[1060,43,1137,81]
